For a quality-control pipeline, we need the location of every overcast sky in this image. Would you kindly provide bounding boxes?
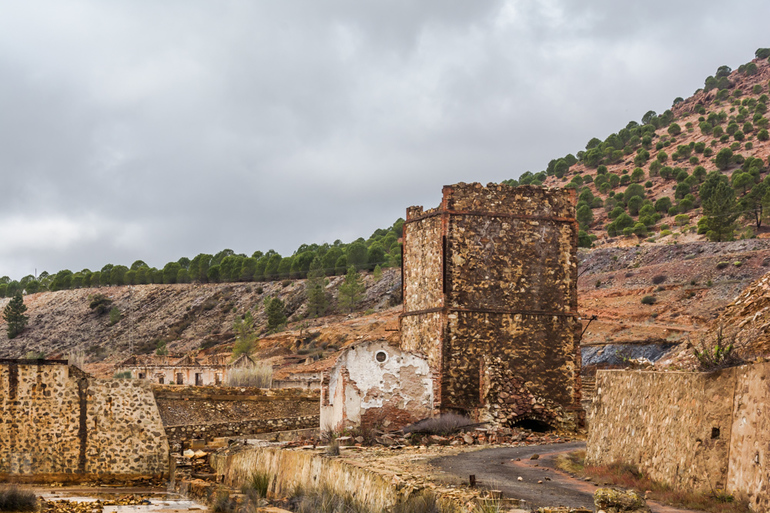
[1,1,769,279]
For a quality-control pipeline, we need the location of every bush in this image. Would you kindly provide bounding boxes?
[0,486,37,512]
[109,307,121,326]
[88,293,113,315]
[651,275,666,285]
[716,261,729,270]
[693,326,741,371]
[758,129,769,141]
[667,123,681,136]
[641,295,657,305]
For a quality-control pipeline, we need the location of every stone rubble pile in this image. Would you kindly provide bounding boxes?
[282,426,574,450]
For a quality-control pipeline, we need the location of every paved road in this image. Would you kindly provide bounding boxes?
[432,442,704,512]
[432,442,595,510]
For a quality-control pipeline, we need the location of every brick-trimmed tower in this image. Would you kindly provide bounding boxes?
[399,182,583,430]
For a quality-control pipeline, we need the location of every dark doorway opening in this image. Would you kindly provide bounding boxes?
[511,418,554,433]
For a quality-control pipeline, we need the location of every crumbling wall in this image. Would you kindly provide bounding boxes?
[0,360,168,482]
[588,364,770,511]
[400,183,582,429]
[165,415,319,445]
[320,340,433,431]
[153,385,318,445]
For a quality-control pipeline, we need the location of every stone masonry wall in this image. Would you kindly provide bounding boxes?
[153,385,319,444]
[0,360,168,482]
[153,385,318,425]
[165,415,319,444]
[401,183,582,429]
[587,364,770,511]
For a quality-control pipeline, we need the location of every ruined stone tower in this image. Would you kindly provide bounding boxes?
[400,182,582,430]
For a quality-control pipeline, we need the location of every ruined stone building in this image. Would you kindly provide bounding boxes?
[115,353,255,386]
[322,183,583,431]
[0,359,168,482]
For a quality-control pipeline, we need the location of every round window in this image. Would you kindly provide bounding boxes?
[375,350,388,363]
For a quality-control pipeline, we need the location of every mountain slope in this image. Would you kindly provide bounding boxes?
[527,53,770,247]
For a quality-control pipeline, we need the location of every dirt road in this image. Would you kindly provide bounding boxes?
[431,442,703,512]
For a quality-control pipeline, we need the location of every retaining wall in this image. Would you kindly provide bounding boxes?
[166,415,319,444]
[152,385,319,445]
[211,445,410,511]
[587,363,770,511]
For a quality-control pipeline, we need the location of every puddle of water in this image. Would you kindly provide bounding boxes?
[33,488,208,513]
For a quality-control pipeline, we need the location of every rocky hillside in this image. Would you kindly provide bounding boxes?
[578,239,770,348]
[0,268,402,377]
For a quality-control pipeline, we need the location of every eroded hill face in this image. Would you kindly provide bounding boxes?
[578,239,770,351]
[0,269,402,377]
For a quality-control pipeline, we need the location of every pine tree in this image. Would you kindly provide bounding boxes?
[265,298,286,333]
[702,180,739,242]
[232,311,256,356]
[305,257,328,318]
[4,292,28,339]
[338,266,365,313]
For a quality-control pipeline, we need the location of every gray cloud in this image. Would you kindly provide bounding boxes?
[1,0,769,277]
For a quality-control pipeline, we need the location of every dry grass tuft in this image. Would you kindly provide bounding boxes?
[0,486,37,512]
[226,364,273,388]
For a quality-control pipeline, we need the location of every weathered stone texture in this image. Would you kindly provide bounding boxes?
[726,364,770,511]
[401,183,582,429]
[588,364,770,511]
[153,385,319,443]
[165,415,319,444]
[403,213,443,312]
[0,360,168,482]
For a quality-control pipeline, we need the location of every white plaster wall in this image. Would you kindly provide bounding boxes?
[320,340,433,431]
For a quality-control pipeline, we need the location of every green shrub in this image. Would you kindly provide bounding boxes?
[693,326,740,371]
[758,128,769,141]
[108,307,121,326]
[641,295,657,305]
[716,261,729,270]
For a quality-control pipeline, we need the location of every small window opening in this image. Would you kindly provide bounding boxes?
[711,427,720,439]
[195,373,203,386]
[158,376,164,384]
[176,373,184,385]
[138,373,145,380]
[375,351,388,363]
[510,418,554,433]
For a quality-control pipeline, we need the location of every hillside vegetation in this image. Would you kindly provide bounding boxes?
[0,220,405,298]
[506,49,770,249]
